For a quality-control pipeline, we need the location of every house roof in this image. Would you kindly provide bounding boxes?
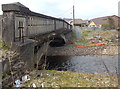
[70,19,87,24]
[63,18,72,22]
[75,19,86,24]
[90,15,120,25]
[91,16,108,25]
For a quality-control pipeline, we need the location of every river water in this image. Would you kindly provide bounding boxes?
[46,55,118,75]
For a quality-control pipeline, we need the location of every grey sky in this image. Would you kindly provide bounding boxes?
[0,0,119,20]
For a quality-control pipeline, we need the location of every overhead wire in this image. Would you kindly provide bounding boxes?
[56,7,73,18]
[55,0,80,18]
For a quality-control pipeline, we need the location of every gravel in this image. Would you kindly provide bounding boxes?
[48,45,118,56]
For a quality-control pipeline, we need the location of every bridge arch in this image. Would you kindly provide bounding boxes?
[49,35,66,47]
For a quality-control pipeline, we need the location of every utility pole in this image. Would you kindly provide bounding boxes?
[118,1,120,30]
[73,5,75,30]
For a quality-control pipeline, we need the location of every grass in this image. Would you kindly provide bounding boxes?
[74,30,118,45]
[81,30,93,37]
[86,30,118,39]
[24,70,118,87]
[73,30,95,44]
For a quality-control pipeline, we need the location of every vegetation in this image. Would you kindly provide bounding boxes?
[74,30,118,46]
[81,30,93,37]
[102,17,115,29]
[108,17,115,29]
[74,30,93,44]
[102,23,109,29]
[24,70,118,87]
[2,73,8,79]
[0,41,9,50]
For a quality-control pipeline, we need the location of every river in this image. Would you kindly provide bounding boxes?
[46,55,118,75]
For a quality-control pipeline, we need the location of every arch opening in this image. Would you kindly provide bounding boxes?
[49,36,65,47]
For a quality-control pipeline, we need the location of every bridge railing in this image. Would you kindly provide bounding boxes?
[1,2,72,46]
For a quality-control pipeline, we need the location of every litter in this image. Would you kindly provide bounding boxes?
[32,83,36,87]
[76,43,104,47]
[22,75,30,82]
[15,79,22,87]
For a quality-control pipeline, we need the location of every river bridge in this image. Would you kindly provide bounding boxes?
[0,2,73,77]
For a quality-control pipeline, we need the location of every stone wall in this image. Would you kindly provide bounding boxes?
[2,12,15,47]
[1,39,34,87]
[34,42,49,65]
[64,31,73,44]
[1,54,29,87]
[18,39,35,69]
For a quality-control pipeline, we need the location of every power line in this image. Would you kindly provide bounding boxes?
[56,7,73,18]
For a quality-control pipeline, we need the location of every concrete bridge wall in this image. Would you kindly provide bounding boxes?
[1,2,72,46]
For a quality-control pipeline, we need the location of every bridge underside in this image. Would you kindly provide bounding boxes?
[49,36,65,47]
[31,28,72,47]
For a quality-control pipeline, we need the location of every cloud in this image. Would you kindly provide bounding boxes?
[0,0,119,19]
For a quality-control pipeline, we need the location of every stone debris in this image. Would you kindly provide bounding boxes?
[48,45,118,56]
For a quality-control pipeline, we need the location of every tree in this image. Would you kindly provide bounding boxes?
[107,17,115,29]
[102,17,115,29]
[102,23,109,29]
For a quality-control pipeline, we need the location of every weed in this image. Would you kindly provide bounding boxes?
[0,41,9,50]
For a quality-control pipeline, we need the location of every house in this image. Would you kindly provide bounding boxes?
[69,19,88,27]
[88,21,98,28]
[88,15,120,29]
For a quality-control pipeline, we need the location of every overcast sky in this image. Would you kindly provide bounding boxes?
[0,0,119,20]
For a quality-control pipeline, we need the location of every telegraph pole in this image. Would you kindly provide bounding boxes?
[73,5,75,30]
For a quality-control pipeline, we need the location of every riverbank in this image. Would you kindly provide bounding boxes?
[24,70,118,87]
[48,45,118,56]
[48,30,119,56]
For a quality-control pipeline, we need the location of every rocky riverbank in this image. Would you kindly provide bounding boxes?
[48,30,119,56]
[48,45,119,56]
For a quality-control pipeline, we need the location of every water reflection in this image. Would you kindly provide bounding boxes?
[46,55,118,75]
